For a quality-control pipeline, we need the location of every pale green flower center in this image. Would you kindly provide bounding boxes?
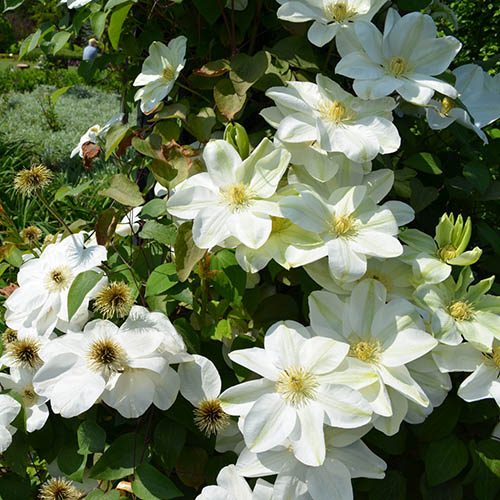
[324,1,355,22]
[448,300,474,321]
[45,266,73,292]
[492,348,500,368]
[440,97,456,116]
[388,56,409,77]
[221,184,253,212]
[162,63,176,81]
[349,339,381,363]
[318,99,351,124]
[276,366,318,406]
[438,244,458,261]
[23,385,38,406]
[87,337,127,374]
[361,271,392,292]
[329,214,358,238]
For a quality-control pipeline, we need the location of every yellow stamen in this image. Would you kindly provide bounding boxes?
[318,100,349,124]
[438,244,458,261]
[440,97,456,115]
[275,366,318,407]
[448,300,474,321]
[389,56,408,77]
[45,266,73,293]
[221,184,253,212]
[349,339,381,363]
[87,337,127,375]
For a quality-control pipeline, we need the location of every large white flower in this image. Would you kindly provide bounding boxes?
[266,75,400,162]
[276,0,387,47]
[32,318,172,418]
[166,139,290,250]
[4,233,107,335]
[220,321,372,466]
[0,394,21,453]
[196,465,273,500]
[134,36,187,114]
[335,10,461,104]
[280,185,404,282]
[309,280,438,434]
[236,426,386,500]
[60,0,93,8]
[0,369,49,433]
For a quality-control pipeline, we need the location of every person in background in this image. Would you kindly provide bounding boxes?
[83,38,98,61]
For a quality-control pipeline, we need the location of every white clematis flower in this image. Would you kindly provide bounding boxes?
[414,268,500,349]
[32,318,172,418]
[276,0,387,48]
[280,185,404,282]
[266,75,400,163]
[166,139,290,250]
[0,394,21,453]
[134,36,187,114]
[220,321,372,466]
[0,369,49,433]
[59,0,93,8]
[236,426,386,500]
[309,280,438,434]
[4,233,107,336]
[335,9,461,105]
[196,465,273,500]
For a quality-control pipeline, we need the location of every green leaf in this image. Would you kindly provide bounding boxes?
[186,107,216,143]
[213,318,232,340]
[91,11,108,39]
[253,293,301,326]
[369,471,406,500]
[230,51,270,95]
[100,174,144,207]
[173,318,200,353]
[108,2,133,50]
[51,31,71,55]
[139,220,177,245]
[214,79,246,121]
[192,0,221,24]
[27,28,41,53]
[404,152,443,175]
[410,178,439,213]
[104,122,131,160]
[364,426,408,456]
[67,270,103,321]
[145,263,178,297]
[175,447,208,489]
[95,207,120,246]
[58,432,86,483]
[3,0,24,13]
[425,435,469,486]
[105,0,134,10]
[86,491,121,500]
[174,222,206,282]
[89,433,142,480]
[270,36,319,71]
[132,463,182,500]
[463,161,491,193]
[54,181,92,201]
[51,85,71,106]
[140,199,169,219]
[153,418,186,470]
[210,249,246,304]
[0,473,32,500]
[148,160,177,188]
[132,134,167,162]
[77,421,106,455]
[153,103,188,122]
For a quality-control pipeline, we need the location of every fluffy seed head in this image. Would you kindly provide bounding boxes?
[14,164,53,196]
[2,328,18,345]
[6,337,42,369]
[45,266,74,293]
[276,366,319,407]
[39,478,81,500]
[194,399,230,436]
[21,226,42,245]
[87,337,127,374]
[349,339,381,363]
[94,281,133,319]
[448,300,474,321]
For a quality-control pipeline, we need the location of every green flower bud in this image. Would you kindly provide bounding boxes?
[224,122,250,160]
[435,213,477,263]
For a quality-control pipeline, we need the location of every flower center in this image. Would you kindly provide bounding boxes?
[39,478,80,500]
[87,337,127,375]
[221,184,253,212]
[7,338,42,369]
[388,56,409,77]
[45,266,73,293]
[318,100,350,124]
[23,385,38,406]
[329,214,358,238]
[162,64,176,81]
[193,398,230,437]
[438,244,458,261]
[448,300,474,321]
[349,339,381,363]
[361,271,392,292]
[492,347,500,368]
[275,366,318,407]
[440,97,456,116]
[325,1,355,22]
[94,281,133,319]
[2,328,18,345]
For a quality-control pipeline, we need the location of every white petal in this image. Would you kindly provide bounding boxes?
[290,403,326,466]
[178,355,221,405]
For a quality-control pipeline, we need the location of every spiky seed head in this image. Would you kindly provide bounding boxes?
[94,281,134,319]
[21,226,42,245]
[14,164,53,196]
[194,399,230,437]
[38,477,81,500]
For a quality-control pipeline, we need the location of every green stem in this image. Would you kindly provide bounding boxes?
[176,80,211,105]
[323,40,336,72]
[36,191,73,235]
